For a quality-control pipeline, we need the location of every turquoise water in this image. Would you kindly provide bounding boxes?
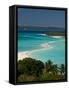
[31,39,65,64]
[18,29,65,64]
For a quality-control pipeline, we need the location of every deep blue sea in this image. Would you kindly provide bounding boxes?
[18,28,65,64]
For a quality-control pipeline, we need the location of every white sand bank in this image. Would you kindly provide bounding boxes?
[51,36,63,38]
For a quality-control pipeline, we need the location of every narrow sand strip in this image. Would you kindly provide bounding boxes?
[50,36,63,38]
[18,43,53,60]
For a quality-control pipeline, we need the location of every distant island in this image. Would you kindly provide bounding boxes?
[18,25,65,36]
[46,32,65,36]
[18,25,65,32]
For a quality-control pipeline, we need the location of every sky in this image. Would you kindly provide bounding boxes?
[18,8,65,28]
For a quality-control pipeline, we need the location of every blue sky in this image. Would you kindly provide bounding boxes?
[18,8,65,28]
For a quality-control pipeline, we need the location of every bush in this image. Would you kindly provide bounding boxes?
[17,58,65,82]
[17,74,38,82]
[18,58,44,77]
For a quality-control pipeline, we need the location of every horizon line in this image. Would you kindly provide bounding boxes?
[18,25,64,28]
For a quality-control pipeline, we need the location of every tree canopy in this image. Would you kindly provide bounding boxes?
[18,58,44,77]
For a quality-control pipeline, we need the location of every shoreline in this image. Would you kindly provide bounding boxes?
[18,43,53,60]
[50,36,64,38]
[18,39,65,60]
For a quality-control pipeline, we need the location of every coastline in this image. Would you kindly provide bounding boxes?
[50,36,64,38]
[18,37,65,61]
[18,43,53,60]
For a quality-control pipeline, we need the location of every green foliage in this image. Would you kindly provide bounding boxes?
[52,64,58,75]
[18,58,44,77]
[60,64,65,75]
[17,58,65,82]
[40,73,65,81]
[17,74,38,82]
[45,60,53,73]
[47,32,65,36]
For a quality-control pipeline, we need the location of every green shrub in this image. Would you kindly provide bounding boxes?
[18,58,44,77]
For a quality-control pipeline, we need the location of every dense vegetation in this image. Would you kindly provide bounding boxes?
[17,58,65,82]
[46,32,65,36]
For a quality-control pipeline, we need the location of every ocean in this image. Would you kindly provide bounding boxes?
[18,28,65,64]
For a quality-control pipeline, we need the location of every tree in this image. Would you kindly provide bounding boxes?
[52,64,58,75]
[18,58,44,77]
[35,60,44,76]
[45,60,58,75]
[60,64,65,75]
[45,60,53,73]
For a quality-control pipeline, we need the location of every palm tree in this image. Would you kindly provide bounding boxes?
[52,64,58,75]
[45,60,53,73]
[60,64,65,75]
[45,60,59,75]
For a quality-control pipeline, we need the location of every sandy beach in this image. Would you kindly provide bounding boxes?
[18,43,53,60]
[50,36,63,38]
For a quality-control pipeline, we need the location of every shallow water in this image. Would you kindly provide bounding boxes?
[18,29,65,64]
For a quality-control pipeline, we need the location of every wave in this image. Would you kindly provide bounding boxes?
[18,43,53,60]
[38,34,47,36]
[48,40,64,44]
[18,39,64,60]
